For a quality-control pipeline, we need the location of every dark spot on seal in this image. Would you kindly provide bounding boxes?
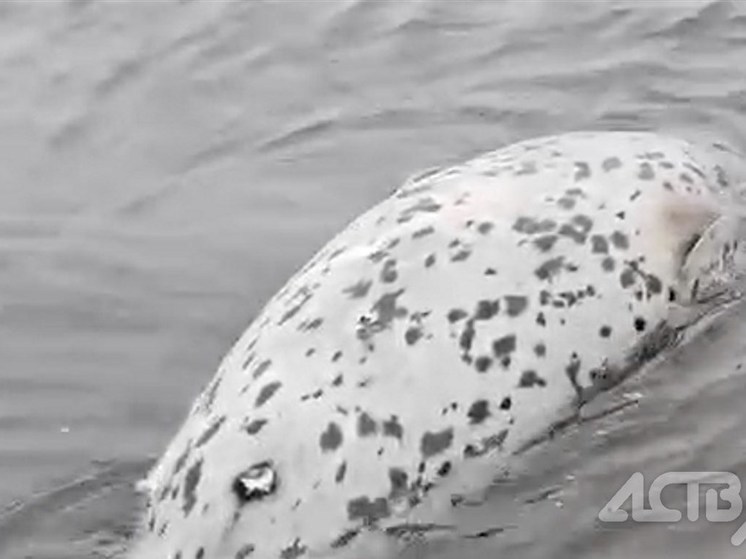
[620,267,636,288]
[485,267,497,276]
[332,351,343,362]
[196,548,204,559]
[630,189,641,201]
[516,161,538,175]
[646,274,663,295]
[460,319,476,355]
[513,217,557,235]
[242,352,256,370]
[343,280,373,299]
[558,223,586,244]
[425,253,436,267]
[252,359,272,380]
[534,342,546,357]
[413,226,435,239]
[504,295,528,317]
[683,162,706,179]
[467,400,490,424]
[574,161,591,181]
[182,459,203,516]
[565,355,582,395]
[402,197,442,217]
[492,334,516,357]
[478,222,494,234]
[255,381,281,408]
[641,151,665,160]
[463,429,509,458]
[610,231,629,250]
[634,316,647,332]
[388,468,408,496]
[280,539,307,559]
[371,289,408,328]
[602,256,616,272]
[347,496,390,524]
[591,235,609,254]
[383,416,404,439]
[335,461,347,483]
[715,165,729,188]
[533,234,558,252]
[244,418,267,435]
[535,256,565,281]
[451,249,472,262]
[475,300,500,320]
[328,246,348,261]
[331,528,361,549]
[278,292,312,326]
[201,376,222,412]
[437,461,452,477]
[448,308,468,322]
[602,156,622,172]
[357,412,378,436]
[474,355,493,373]
[680,172,693,184]
[558,197,576,210]
[573,214,593,232]
[536,312,546,326]
[421,428,454,458]
[381,259,398,283]
[300,321,325,338]
[599,325,612,338]
[558,291,578,307]
[638,162,655,180]
[235,544,255,559]
[195,416,226,448]
[320,422,343,452]
[518,370,547,388]
[499,396,512,410]
[405,327,423,345]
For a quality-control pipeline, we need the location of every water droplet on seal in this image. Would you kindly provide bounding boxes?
[233,460,278,502]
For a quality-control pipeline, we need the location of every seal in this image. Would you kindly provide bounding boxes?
[127,132,746,559]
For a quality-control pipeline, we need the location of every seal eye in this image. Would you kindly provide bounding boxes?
[233,461,277,503]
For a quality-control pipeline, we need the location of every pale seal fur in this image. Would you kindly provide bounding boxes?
[128,132,746,559]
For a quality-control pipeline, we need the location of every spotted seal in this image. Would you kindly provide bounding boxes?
[128,132,746,559]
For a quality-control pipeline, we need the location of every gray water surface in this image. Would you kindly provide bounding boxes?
[2,1,746,557]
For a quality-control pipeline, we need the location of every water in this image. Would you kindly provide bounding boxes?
[1,1,746,557]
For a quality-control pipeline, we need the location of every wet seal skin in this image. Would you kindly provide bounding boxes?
[129,131,746,559]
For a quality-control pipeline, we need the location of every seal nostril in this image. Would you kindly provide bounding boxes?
[233,461,278,503]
